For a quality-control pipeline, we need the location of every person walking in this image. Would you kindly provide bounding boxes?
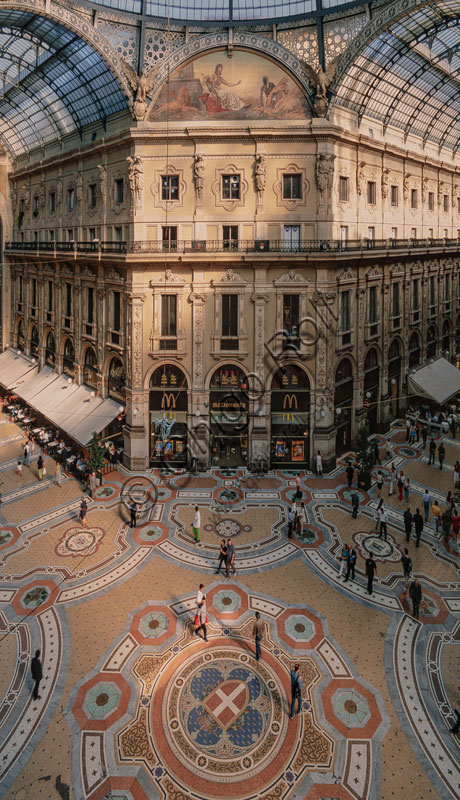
[225,538,236,577]
[196,583,204,611]
[79,498,88,527]
[373,439,381,465]
[428,437,436,465]
[289,663,302,719]
[346,462,354,489]
[54,461,62,487]
[89,471,97,498]
[405,417,411,442]
[37,453,44,481]
[253,611,265,661]
[421,425,428,449]
[192,506,201,543]
[404,476,411,505]
[375,498,384,531]
[365,555,377,595]
[409,423,416,445]
[344,547,357,582]
[16,460,23,477]
[215,539,227,574]
[31,649,43,700]
[431,500,442,538]
[415,419,421,443]
[398,471,404,502]
[316,450,323,477]
[422,489,431,522]
[389,464,396,496]
[454,461,460,489]
[376,470,384,498]
[194,595,208,642]
[351,491,359,518]
[452,507,460,546]
[339,543,349,578]
[414,508,424,547]
[403,507,413,542]
[409,578,422,619]
[287,506,293,538]
[379,508,388,541]
[438,442,446,470]
[401,548,412,594]
[442,507,452,542]
[446,491,454,512]
[129,500,137,528]
[25,441,31,468]
[295,472,302,500]
[299,502,308,535]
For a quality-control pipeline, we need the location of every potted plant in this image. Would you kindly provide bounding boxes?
[86,432,107,486]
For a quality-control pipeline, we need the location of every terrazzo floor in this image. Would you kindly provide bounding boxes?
[0,417,458,800]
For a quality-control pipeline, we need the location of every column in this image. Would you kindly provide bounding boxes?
[189,290,208,469]
[123,292,148,470]
[250,290,269,468]
[312,285,337,472]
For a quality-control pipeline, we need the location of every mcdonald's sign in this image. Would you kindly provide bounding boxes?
[161,392,177,419]
[282,393,298,422]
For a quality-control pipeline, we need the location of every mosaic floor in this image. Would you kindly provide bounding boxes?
[0,418,459,799]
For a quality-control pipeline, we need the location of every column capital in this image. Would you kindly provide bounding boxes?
[251,292,269,304]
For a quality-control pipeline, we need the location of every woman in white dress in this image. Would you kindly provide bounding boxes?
[207,64,246,110]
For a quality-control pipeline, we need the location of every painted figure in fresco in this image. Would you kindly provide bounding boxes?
[155,87,197,115]
[266,78,290,109]
[205,63,248,111]
[260,76,275,106]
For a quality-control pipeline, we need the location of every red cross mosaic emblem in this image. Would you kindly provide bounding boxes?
[203,680,249,730]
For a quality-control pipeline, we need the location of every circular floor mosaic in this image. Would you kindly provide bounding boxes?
[55,527,104,558]
[352,532,402,562]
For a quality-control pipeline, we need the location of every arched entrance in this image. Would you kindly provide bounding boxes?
[17,319,25,351]
[270,364,310,467]
[364,348,380,431]
[83,346,97,388]
[107,357,125,400]
[426,325,437,360]
[388,339,401,418]
[209,365,249,467]
[149,365,188,465]
[442,320,451,359]
[408,331,421,370]
[30,325,39,358]
[45,331,56,367]
[335,358,354,454]
[63,338,75,378]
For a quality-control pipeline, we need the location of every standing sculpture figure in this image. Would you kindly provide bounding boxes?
[193,155,205,203]
[255,154,266,194]
[127,156,144,207]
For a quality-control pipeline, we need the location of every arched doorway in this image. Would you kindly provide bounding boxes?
[83,346,97,388]
[30,325,39,358]
[364,348,380,431]
[335,358,354,454]
[270,364,310,467]
[442,320,451,358]
[426,325,437,360]
[408,331,421,370]
[209,365,249,467]
[107,357,125,400]
[45,331,56,367]
[62,338,75,378]
[149,365,188,465]
[388,339,401,417]
[17,319,25,351]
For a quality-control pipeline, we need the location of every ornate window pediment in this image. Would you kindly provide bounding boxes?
[211,164,248,212]
[273,270,308,287]
[274,163,309,211]
[211,269,247,287]
[151,164,186,212]
[110,170,127,215]
[149,270,186,358]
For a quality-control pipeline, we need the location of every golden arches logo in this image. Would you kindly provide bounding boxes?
[161,392,177,419]
[282,393,297,422]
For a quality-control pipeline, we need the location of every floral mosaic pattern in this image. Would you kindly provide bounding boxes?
[138,611,169,640]
[84,681,121,721]
[55,527,104,558]
[332,688,370,728]
[212,590,242,614]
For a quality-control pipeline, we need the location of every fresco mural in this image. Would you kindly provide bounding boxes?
[149,51,310,121]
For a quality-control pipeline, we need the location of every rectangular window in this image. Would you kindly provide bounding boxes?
[222,294,238,342]
[67,188,75,211]
[411,189,418,209]
[444,228,448,238]
[49,230,55,242]
[444,194,449,212]
[114,226,123,243]
[340,226,348,243]
[412,278,419,311]
[89,227,96,241]
[33,196,39,215]
[87,287,94,324]
[47,281,53,312]
[339,176,349,202]
[113,291,121,331]
[222,174,240,200]
[162,226,177,250]
[32,278,37,308]
[66,283,72,318]
[428,192,434,210]
[283,294,300,335]
[367,181,376,204]
[89,183,97,208]
[429,276,435,306]
[392,283,400,318]
[161,294,177,338]
[283,173,302,200]
[369,285,377,324]
[67,229,73,241]
[341,291,350,332]
[429,228,434,238]
[445,275,451,301]
[19,199,25,214]
[33,231,38,244]
[115,179,124,204]
[391,227,397,239]
[391,185,398,207]
[367,226,375,241]
[161,175,179,201]
[411,228,417,238]
[223,225,238,250]
[18,275,23,303]
[457,197,460,214]
[49,192,56,213]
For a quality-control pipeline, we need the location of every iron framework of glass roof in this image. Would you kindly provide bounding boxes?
[0,9,128,156]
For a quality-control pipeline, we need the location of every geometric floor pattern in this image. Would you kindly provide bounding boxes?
[0,416,459,799]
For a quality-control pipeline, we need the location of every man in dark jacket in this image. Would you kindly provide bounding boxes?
[403,507,413,542]
[215,538,227,574]
[351,491,359,518]
[409,578,422,619]
[438,442,446,470]
[344,547,357,582]
[365,555,377,595]
[413,508,424,547]
[31,649,42,700]
[345,463,354,488]
[428,437,436,465]
[442,508,452,542]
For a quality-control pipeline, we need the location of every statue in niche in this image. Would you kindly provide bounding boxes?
[75,172,83,205]
[97,165,106,203]
[301,55,340,117]
[403,173,411,201]
[316,153,335,193]
[121,60,158,122]
[126,156,144,207]
[357,162,365,196]
[254,154,266,194]
[56,180,63,208]
[193,155,204,203]
[381,168,389,199]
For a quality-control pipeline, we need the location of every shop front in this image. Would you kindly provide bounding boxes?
[209,365,248,467]
[335,358,353,455]
[364,348,380,431]
[270,364,310,468]
[149,365,188,465]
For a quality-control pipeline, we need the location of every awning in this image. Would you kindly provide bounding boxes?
[408,358,460,405]
[65,396,121,446]
[0,349,38,390]
[16,365,59,403]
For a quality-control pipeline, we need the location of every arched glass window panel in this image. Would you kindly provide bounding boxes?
[63,338,75,377]
[108,357,126,399]
[83,347,97,388]
[45,331,56,366]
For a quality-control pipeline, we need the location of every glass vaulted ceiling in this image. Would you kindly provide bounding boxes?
[0,9,127,156]
[86,0,349,21]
